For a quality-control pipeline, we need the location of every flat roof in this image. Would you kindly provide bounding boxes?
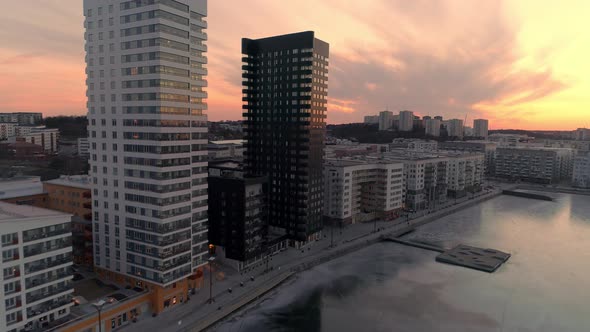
[0,201,69,222]
[45,175,91,190]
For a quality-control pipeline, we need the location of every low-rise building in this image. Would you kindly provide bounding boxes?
[573,152,590,188]
[44,175,93,266]
[495,147,574,184]
[0,113,42,126]
[0,202,74,332]
[0,176,48,208]
[323,159,404,225]
[77,138,90,157]
[208,140,244,160]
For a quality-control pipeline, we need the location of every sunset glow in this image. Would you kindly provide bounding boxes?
[1,0,589,130]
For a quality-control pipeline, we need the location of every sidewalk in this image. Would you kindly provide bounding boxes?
[120,187,503,332]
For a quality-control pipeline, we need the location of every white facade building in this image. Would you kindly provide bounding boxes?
[473,119,489,138]
[378,111,393,131]
[0,113,42,126]
[0,202,73,332]
[398,110,414,132]
[425,118,441,137]
[77,137,90,157]
[0,177,45,201]
[495,147,574,184]
[573,128,590,141]
[83,0,209,299]
[208,139,244,160]
[573,152,590,188]
[324,160,404,224]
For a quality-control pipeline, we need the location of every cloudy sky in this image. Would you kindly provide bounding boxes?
[1,0,589,130]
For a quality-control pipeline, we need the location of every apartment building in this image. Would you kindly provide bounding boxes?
[495,147,574,184]
[0,122,17,140]
[446,119,464,138]
[323,160,404,225]
[446,153,485,198]
[0,176,48,208]
[242,31,329,246]
[77,137,90,157]
[0,202,73,332]
[11,126,59,153]
[424,118,441,137]
[378,110,393,131]
[398,110,414,132]
[363,115,379,124]
[473,119,489,138]
[83,0,209,313]
[0,113,42,126]
[381,151,448,211]
[207,161,281,271]
[572,152,590,188]
[439,141,497,175]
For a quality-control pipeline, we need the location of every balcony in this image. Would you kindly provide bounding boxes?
[5,298,22,311]
[25,256,72,275]
[27,284,72,304]
[3,267,21,281]
[2,237,19,247]
[23,227,71,243]
[27,296,72,319]
[6,312,23,326]
[155,256,191,272]
[26,270,71,289]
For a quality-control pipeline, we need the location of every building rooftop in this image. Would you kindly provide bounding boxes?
[45,175,92,190]
[0,201,69,222]
[209,160,243,170]
[0,176,45,199]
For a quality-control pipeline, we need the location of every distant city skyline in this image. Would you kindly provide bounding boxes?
[1,0,590,130]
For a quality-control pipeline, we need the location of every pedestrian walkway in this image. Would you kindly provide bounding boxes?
[119,187,503,332]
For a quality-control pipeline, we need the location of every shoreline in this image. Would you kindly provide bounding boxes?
[199,188,504,331]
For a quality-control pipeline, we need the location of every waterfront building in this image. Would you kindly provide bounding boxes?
[573,152,590,188]
[495,147,574,184]
[473,119,489,138]
[446,153,485,198]
[378,110,393,131]
[208,161,284,271]
[83,0,209,313]
[424,118,441,137]
[242,31,329,246]
[323,159,404,225]
[381,151,449,211]
[398,110,414,132]
[439,141,497,175]
[0,202,73,332]
[363,115,379,124]
[446,119,464,138]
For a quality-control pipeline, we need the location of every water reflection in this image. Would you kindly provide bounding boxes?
[217,194,590,332]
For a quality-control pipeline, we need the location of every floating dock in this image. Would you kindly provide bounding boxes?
[436,244,511,273]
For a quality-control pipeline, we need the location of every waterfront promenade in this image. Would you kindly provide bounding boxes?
[117,186,505,332]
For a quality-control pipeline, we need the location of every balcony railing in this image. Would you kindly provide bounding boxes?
[25,256,71,274]
[23,228,71,243]
[27,285,72,303]
[26,270,71,288]
[27,297,72,319]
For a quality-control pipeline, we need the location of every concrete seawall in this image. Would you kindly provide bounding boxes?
[502,190,553,201]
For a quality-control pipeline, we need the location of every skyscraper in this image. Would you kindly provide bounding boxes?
[242,31,329,246]
[398,110,414,131]
[474,119,489,138]
[83,0,209,313]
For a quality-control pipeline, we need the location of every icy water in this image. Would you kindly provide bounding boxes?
[216,193,590,332]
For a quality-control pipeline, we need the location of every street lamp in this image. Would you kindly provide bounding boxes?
[92,300,106,332]
[207,256,216,304]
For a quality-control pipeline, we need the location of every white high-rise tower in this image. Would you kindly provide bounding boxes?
[83,0,209,313]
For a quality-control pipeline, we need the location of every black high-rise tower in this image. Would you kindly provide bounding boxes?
[242,31,329,244]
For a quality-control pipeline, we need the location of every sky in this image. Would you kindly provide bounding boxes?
[0,1,589,130]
